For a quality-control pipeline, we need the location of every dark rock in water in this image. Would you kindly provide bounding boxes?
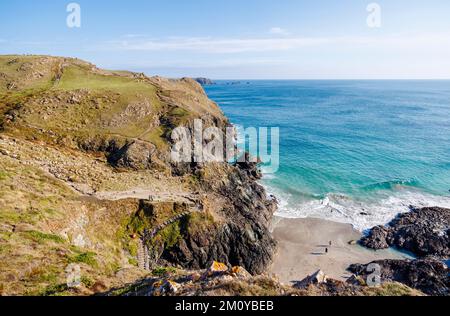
[194,78,215,85]
[348,258,449,296]
[360,207,450,258]
[360,225,390,249]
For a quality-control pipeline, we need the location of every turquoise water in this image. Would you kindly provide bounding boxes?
[204,80,450,231]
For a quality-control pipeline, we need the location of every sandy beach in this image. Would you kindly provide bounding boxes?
[270,217,413,284]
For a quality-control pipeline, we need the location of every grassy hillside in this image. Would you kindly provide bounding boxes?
[0,55,225,151]
[0,55,226,295]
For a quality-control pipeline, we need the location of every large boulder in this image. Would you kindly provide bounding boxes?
[360,207,450,258]
[159,163,277,275]
[205,261,228,277]
[360,225,390,249]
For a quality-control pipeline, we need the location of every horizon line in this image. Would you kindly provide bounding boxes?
[198,78,450,81]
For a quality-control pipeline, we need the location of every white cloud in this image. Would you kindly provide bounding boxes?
[102,33,450,55]
[106,36,331,53]
[122,34,146,39]
[269,27,290,36]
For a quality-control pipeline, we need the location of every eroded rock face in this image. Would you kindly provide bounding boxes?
[160,163,277,275]
[109,141,156,170]
[360,207,450,258]
[348,258,449,296]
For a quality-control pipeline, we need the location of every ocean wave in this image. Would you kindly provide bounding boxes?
[265,184,450,232]
[360,178,419,191]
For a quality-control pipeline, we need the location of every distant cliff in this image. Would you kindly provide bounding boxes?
[193,77,215,85]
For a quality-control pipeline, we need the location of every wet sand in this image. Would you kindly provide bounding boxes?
[270,217,412,284]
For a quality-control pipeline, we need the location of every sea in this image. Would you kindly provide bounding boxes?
[204,80,450,232]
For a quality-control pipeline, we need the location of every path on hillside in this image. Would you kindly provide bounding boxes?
[93,188,198,204]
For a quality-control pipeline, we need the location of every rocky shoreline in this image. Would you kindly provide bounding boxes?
[360,206,450,259]
[347,206,450,296]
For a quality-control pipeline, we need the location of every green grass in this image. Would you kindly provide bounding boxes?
[128,258,138,266]
[39,283,69,296]
[151,266,177,277]
[67,250,98,267]
[157,222,182,249]
[81,276,95,288]
[24,231,65,244]
[40,64,165,146]
[169,107,189,118]
[127,212,149,235]
[0,171,9,181]
[364,282,424,296]
[184,212,216,235]
[55,65,161,108]
[141,126,169,150]
[0,56,55,93]
[56,66,139,92]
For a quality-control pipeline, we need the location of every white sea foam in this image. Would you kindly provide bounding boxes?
[263,183,450,232]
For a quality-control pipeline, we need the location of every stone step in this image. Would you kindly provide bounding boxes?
[136,238,150,270]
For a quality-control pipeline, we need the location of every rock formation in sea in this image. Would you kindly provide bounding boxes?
[360,207,450,258]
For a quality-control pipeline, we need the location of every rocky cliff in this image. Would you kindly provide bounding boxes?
[0,55,276,295]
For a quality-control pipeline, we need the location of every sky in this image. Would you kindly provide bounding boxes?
[1,0,450,79]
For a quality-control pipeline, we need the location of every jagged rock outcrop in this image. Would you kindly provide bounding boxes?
[348,258,449,296]
[360,207,450,258]
[360,225,390,249]
[159,162,277,275]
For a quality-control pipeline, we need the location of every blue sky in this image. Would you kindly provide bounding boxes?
[1,0,450,79]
